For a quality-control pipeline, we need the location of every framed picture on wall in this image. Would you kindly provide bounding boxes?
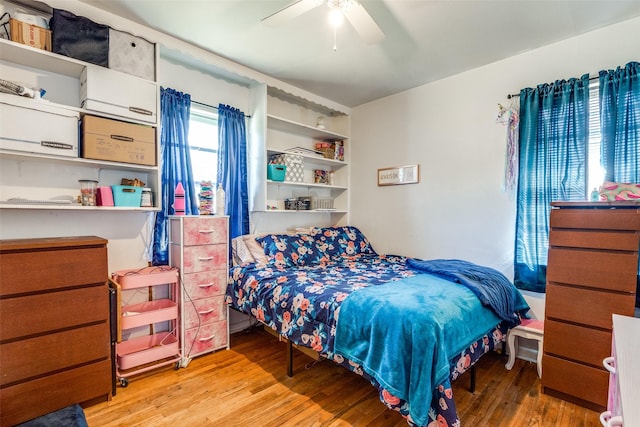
[377,164,420,186]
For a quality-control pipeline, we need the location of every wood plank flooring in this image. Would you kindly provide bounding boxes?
[85,328,601,426]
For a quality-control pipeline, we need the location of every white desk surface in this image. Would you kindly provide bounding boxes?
[612,314,640,426]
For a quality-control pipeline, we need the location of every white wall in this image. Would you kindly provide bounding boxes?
[350,16,640,319]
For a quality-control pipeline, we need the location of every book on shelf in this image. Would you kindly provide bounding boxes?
[285,147,324,157]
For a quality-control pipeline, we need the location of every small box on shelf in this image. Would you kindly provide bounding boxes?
[267,164,286,181]
[270,153,303,182]
[112,185,143,207]
[82,115,156,166]
[9,19,52,51]
[314,140,345,161]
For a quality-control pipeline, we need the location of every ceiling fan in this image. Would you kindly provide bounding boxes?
[262,0,385,45]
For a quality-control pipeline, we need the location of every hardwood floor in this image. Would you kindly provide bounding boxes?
[85,328,601,426]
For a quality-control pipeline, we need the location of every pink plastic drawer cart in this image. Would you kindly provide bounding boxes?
[169,215,230,368]
[111,266,181,387]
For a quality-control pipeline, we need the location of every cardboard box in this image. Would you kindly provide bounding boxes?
[82,115,156,166]
[9,19,52,51]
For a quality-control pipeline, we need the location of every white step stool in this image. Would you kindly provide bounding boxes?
[505,318,544,378]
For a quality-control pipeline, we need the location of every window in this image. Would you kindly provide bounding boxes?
[188,105,218,189]
[587,80,604,194]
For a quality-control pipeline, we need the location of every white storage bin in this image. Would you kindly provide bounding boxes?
[80,65,157,123]
[109,28,155,81]
[0,95,79,157]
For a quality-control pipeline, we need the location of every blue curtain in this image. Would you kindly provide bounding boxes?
[599,61,640,182]
[217,104,249,241]
[514,75,590,292]
[152,87,198,265]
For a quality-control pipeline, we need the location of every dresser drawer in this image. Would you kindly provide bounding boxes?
[545,284,635,329]
[0,359,112,426]
[0,323,110,386]
[184,320,227,356]
[543,319,612,367]
[172,244,227,274]
[170,217,228,246]
[550,208,640,231]
[549,229,640,251]
[183,295,226,329]
[0,246,108,296]
[542,354,608,408]
[547,247,638,293]
[182,270,227,299]
[0,285,108,341]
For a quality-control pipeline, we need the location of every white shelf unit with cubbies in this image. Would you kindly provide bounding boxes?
[249,83,350,226]
[0,32,160,211]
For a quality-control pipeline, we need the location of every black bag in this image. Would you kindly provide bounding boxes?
[50,9,109,67]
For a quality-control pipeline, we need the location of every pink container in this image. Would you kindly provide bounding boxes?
[112,266,178,290]
[116,332,179,370]
[121,299,178,330]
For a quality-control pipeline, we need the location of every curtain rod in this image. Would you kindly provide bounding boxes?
[191,100,251,118]
[507,74,599,99]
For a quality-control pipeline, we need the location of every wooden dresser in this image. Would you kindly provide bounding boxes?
[542,201,640,411]
[169,216,229,368]
[0,236,112,426]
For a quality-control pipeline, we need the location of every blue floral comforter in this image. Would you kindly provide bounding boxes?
[226,253,519,427]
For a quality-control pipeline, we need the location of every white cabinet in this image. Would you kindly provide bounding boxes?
[0,36,161,211]
[249,83,350,222]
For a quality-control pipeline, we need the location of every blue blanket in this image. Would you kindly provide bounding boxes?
[407,258,530,327]
[334,273,503,427]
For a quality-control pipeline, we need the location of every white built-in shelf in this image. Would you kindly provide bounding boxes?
[0,150,158,174]
[266,180,347,191]
[266,148,348,168]
[0,38,86,78]
[259,209,348,214]
[267,114,348,140]
[0,204,159,211]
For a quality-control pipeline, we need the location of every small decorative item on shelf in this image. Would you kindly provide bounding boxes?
[334,140,344,161]
[78,179,98,206]
[173,182,185,215]
[140,188,153,207]
[215,183,225,216]
[297,196,312,210]
[314,169,328,184]
[312,198,334,210]
[284,198,298,210]
[315,141,335,159]
[121,177,146,187]
[198,180,214,214]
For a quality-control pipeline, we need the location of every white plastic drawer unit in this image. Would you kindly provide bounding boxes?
[0,96,79,157]
[80,65,157,124]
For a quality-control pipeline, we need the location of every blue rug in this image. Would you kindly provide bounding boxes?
[15,404,88,427]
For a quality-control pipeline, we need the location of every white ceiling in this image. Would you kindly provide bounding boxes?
[77,0,640,108]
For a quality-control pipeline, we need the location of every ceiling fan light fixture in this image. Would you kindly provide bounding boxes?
[328,8,344,27]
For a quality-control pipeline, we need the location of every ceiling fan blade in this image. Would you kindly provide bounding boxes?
[262,0,322,26]
[344,2,385,44]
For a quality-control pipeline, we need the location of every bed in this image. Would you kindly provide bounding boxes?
[226,226,530,427]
